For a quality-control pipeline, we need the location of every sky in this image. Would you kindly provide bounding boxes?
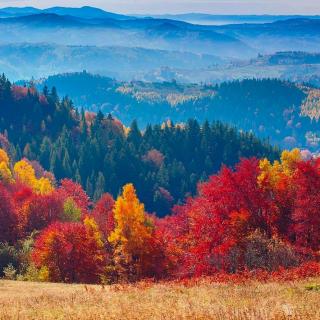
[0,0,319,15]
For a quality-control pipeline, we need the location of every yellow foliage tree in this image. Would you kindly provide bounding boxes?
[108,183,153,281]
[14,160,54,195]
[280,148,301,177]
[14,160,37,187]
[258,148,301,189]
[83,216,106,282]
[84,216,105,249]
[0,161,13,183]
[35,177,54,195]
[0,148,9,165]
[258,158,282,189]
[0,149,12,183]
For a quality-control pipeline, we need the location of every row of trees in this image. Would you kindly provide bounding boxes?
[0,74,279,216]
[0,147,319,283]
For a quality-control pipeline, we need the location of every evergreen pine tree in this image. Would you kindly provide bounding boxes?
[93,172,105,202]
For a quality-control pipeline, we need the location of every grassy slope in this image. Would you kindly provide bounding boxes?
[0,279,319,319]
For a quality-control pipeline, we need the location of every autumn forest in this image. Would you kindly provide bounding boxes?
[0,74,319,285]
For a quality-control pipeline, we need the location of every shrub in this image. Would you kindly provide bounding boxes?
[0,243,19,276]
[61,198,82,222]
[3,264,17,280]
[17,263,43,282]
[243,230,299,271]
[305,284,320,291]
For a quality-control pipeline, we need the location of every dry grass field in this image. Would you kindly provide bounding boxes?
[0,278,319,320]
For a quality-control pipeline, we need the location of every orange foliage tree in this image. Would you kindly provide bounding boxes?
[108,183,155,281]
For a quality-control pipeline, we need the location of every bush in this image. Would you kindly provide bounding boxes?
[305,284,320,291]
[16,263,43,282]
[3,264,17,280]
[61,198,82,222]
[243,230,299,271]
[0,243,19,276]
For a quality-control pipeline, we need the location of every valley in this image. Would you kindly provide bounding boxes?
[0,5,319,318]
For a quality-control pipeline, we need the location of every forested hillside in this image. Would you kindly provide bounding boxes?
[0,43,222,81]
[0,74,279,216]
[0,142,319,284]
[34,72,319,149]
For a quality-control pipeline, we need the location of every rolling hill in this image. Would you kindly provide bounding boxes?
[42,6,132,20]
[0,74,279,215]
[28,72,320,150]
[210,18,320,53]
[0,7,41,18]
[0,10,318,65]
[0,7,319,57]
[0,13,251,57]
[0,6,132,20]
[141,13,320,25]
[0,43,222,81]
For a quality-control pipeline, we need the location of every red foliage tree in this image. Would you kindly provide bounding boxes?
[11,86,31,100]
[32,221,106,283]
[293,160,320,251]
[92,193,115,238]
[11,185,33,205]
[22,192,63,234]
[164,159,279,277]
[154,204,190,278]
[143,149,164,168]
[58,179,90,215]
[10,184,34,231]
[0,183,19,243]
[39,94,48,105]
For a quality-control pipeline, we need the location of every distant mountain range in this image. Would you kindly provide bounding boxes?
[0,12,252,58]
[0,7,319,59]
[1,7,319,24]
[0,6,132,20]
[0,6,320,84]
[136,13,320,25]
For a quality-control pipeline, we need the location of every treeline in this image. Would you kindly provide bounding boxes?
[36,72,315,148]
[0,148,319,283]
[0,75,279,216]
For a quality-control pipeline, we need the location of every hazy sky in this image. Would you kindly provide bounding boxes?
[0,0,319,15]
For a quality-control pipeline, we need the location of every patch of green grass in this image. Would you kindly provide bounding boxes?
[305,284,320,291]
